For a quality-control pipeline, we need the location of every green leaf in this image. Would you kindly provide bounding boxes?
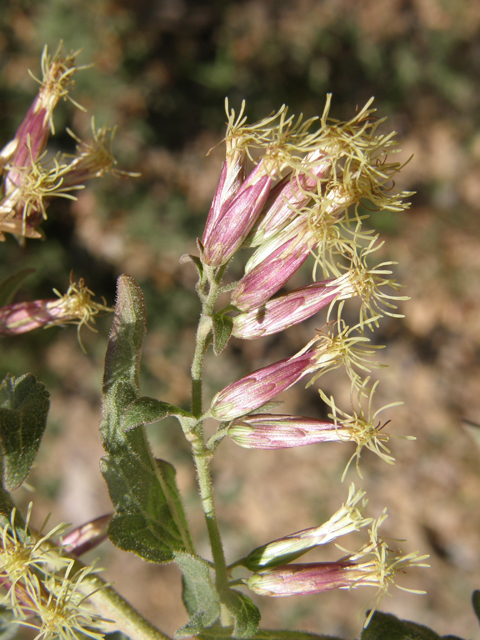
[100,276,193,562]
[121,396,194,430]
[221,589,260,638]
[473,590,480,626]
[362,611,465,640]
[0,483,15,520]
[0,373,50,491]
[198,627,341,640]
[102,275,146,439]
[211,313,233,355]
[101,434,193,563]
[175,552,221,637]
[0,268,36,307]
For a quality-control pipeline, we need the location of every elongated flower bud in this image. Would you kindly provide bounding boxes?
[211,323,380,421]
[211,329,359,421]
[247,561,357,596]
[232,273,356,339]
[4,45,78,181]
[0,299,69,335]
[203,166,273,266]
[243,485,370,570]
[228,414,354,449]
[62,514,112,557]
[0,279,112,351]
[248,150,330,247]
[0,45,79,237]
[247,514,429,626]
[231,222,313,312]
[210,348,319,421]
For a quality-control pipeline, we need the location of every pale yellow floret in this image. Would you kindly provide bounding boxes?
[5,144,81,235]
[321,235,410,327]
[0,506,108,639]
[319,378,414,479]
[305,318,384,390]
[66,119,141,180]
[48,277,113,352]
[28,42,88,133]
[336,513,430,627]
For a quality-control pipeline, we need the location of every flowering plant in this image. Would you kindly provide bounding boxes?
[0,45,479,640]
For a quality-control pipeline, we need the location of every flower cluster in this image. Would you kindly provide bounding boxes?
[194,97,425,619]
[246,512,429,627]
[0,507,108,639]
[202,98,411,470]
[0,43,128,242]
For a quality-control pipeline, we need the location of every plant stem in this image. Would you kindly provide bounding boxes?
[84,571,172,640]
[189,268,229,591]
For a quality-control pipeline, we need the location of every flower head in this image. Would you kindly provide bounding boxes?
[319,378,414,479]
[246,512,429,627]
[243,485,371,570]
[211,321,381,422]
[201,95,411,283]
[232,273,356,339]
[346,238,409,328]
[0,277,112,352]
[0,506,109,637]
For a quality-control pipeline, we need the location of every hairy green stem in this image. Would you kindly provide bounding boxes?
[189,267,229,591]
[82,570,172,640]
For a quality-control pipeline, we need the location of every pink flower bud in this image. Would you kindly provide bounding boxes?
[232,273,356,339]
[228,414,353,449]
[231,223,313,311]
[247,561,358,596]
[211,323,376,421]
[4,46,77,195]
[247,514,430,625]
[202,161,230,246]
[0,299,67,335]
[202,158,246,248]
[62,514,112,557]
[202,162,273,266]
[0,279,112,349]
[249,151,330,246]
[210,348,319,421]
[210,333,345,421]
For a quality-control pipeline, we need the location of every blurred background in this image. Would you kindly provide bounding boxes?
[1,0,480,637]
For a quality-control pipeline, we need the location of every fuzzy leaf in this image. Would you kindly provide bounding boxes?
[361,611,463,640]
[198,628,340,640]
[212,313,233,355]
[101,275,146,445]
[0,484,15,520]
[175,552,221,637]
[101,444,192,562]
[100,276,192,562]
[0,268,36,307]
[0,373,50,490]
[121,396,194,430]
[222,589,260,638]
